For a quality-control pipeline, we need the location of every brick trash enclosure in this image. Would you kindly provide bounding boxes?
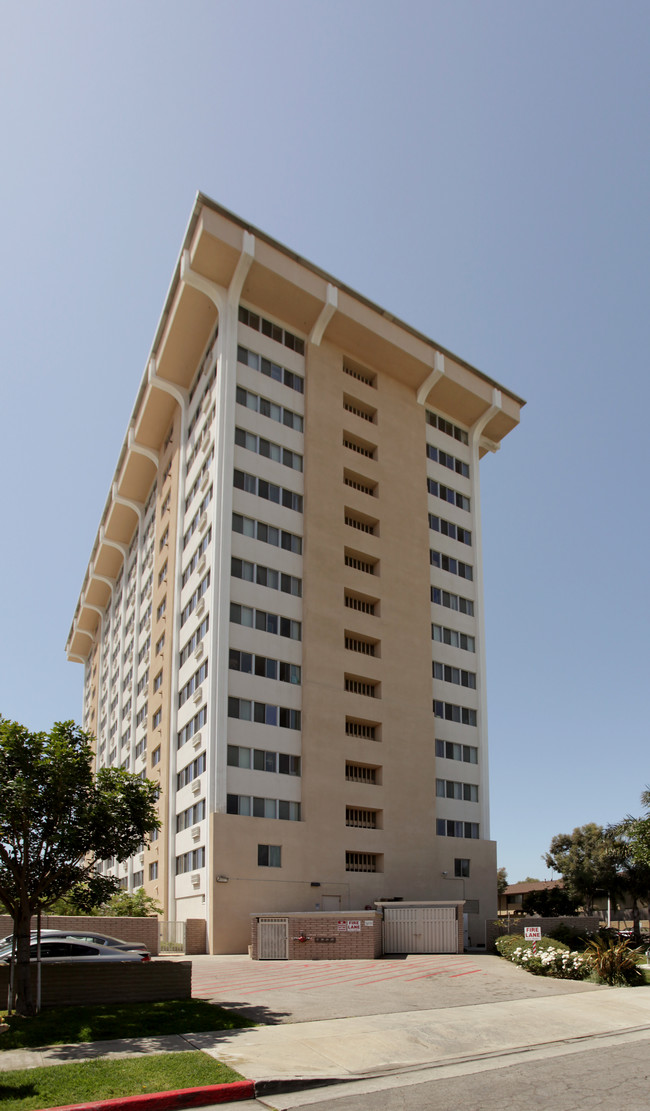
[251,912,383,959]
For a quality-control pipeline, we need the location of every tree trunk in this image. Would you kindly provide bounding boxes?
[13,896,34,1017]
[631,899,640,945]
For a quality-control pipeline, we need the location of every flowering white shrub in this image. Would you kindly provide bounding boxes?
[497,938,590,980]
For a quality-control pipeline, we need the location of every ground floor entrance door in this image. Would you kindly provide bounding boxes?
[258,917,289,959]
[382,906,458,953]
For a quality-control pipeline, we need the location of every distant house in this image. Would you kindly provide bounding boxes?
[498,880,563,916]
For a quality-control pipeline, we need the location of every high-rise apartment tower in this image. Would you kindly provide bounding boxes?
[66,195,524,952]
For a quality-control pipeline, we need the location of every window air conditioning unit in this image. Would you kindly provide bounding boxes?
[198,554,207,572]
[203,436,212,456]
[193,686,203,704]
[194,643,204,660]
[198,513,208,532]
[192,732,202,749]
[191,778,201,794]
[202,394,212,414]
[191,872,201,886]
[196,599,205,617]
[200,470,210,490]
[139,853,144,865]
[191,825,201,841]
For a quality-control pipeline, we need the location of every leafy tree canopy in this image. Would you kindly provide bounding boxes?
[522,885,579,917]
[0,718,160,1015]
[496,867,508,895]
[544,823,621,914]
[100,888,163,917]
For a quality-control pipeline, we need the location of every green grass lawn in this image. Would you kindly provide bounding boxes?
[0,1051,243,1111]
[0,999,255,1050]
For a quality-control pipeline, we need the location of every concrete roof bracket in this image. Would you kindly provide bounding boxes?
[147,358,188,410]
[127,425,159,467]
[112,483,143,525]
[99,526,128,560]
[471,388,503,442]
[416,351,445,406]
[310,283,338,346]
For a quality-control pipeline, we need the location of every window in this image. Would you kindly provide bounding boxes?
[176,752,206,789]
[183,487,213,550]
[227,699,301,730]
[426,443,470,478]
[176,799,206,830]
[239,307,305,358]
[429,515,471,546]
[436,779,479,802]
[177,705,207,749]
[427,479,470,513]
[234,469,303,513]
[157,597,166,621]
[152,709,162,729]
[159,528,169,551]
[433,662,477,689]
[229,649,300,685]
[231,557,302,597]
[230,603,301,640]
[179,615,209,666]
[345,719,378,740]
[433,701,477,726]
[235,427,302,471]
[153,670,163,692]
[345,634,377,656]
[346,808,378,828]
[432,625,475,652]
[176,847,205,874]
[455,858,470,877]
[426,409,469,446]
[258,844,282,867]
[178,660,209,707]
[346,762,379,784]
[344,591,377,615]
[344,470,377,497]
[435,739,478,764]
[436,820,479,839]
[344,550,377,575]
[430,550,473,581]
[227,795,300,821]
[343,362,376,388]
[343,433,376,459]
[155,633,165,654]
[343,395,377,423]
[149,862,158,880]
[232,513,302,555]
[236,386,303,432]
[181,528,212,586]
[344,510,377,535]
[152,746,161,766]
[346,852,380,872]
[180,571,210,627]
[345,676,378,697]
[431,587,474,616]
[227,746,300,776]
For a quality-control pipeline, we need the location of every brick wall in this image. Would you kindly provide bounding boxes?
[0,916,159,955]
[0,961,191,1008]
[185,918,207,955]
[487,916,600,951]
[251,912,382,960]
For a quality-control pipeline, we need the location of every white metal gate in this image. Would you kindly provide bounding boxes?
[159,921,186,953]
[382,906,458,953]
[258,917,289,959]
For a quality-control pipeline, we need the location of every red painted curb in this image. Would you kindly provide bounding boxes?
[41,1079,255,1111]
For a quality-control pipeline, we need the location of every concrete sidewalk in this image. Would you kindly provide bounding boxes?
[186,987,650,1082]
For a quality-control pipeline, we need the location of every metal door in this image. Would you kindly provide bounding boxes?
[382,906,457,953]
[258,917,289,959]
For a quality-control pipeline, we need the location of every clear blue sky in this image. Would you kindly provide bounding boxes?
[1,1,649,885]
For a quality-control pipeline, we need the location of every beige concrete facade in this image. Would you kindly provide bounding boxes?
[67,194,524,954]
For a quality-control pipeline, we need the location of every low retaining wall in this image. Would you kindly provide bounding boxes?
[488,916,600,951]
[0,960,191,1008]
[251,912,383,960]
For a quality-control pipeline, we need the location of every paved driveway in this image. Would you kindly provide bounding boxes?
[178,952,602,1024]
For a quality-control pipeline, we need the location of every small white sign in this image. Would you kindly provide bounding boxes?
[347,920,361,932]
[364,920,374,927]
[524,926,542,940]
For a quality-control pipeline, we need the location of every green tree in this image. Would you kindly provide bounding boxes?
[497,867,508,896]
[609,789,650,941]
[522,885,579,917]
[0,719,160,1015]
[544,823,621,914]
[101,888,163,917]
